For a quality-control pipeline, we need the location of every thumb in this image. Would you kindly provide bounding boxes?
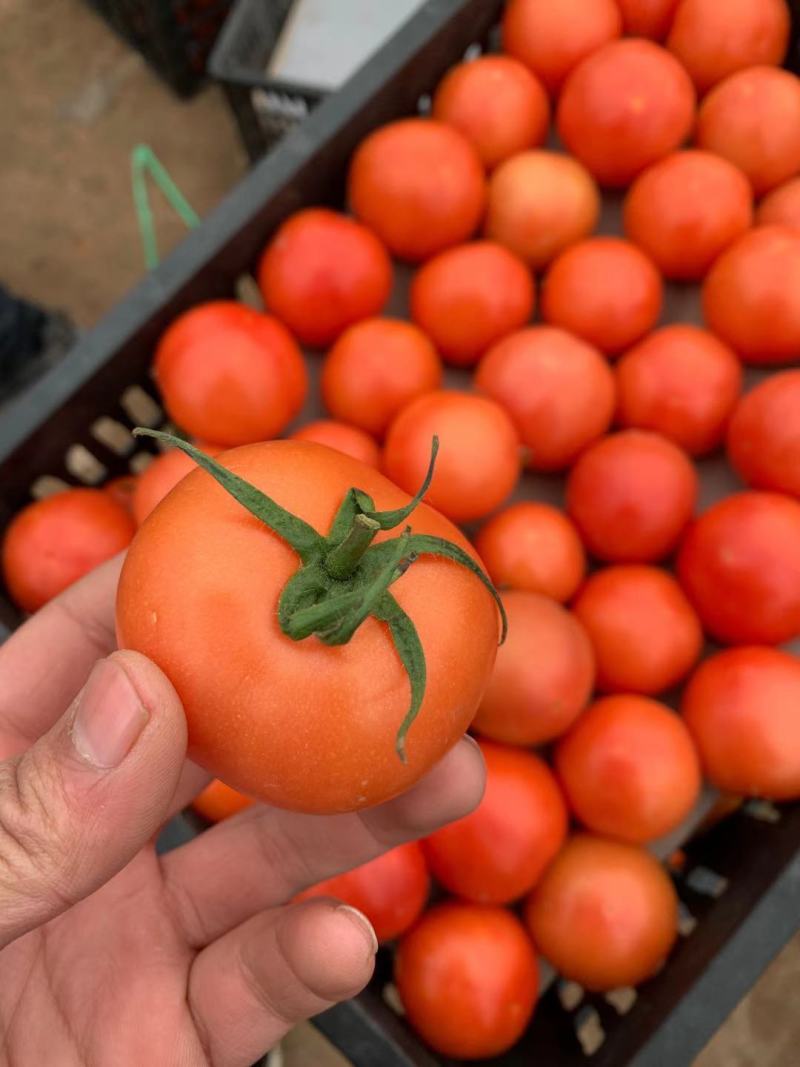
[0,650,187,949]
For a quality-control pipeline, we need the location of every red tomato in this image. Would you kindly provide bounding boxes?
[475,502,586,602]
[290,420,380,469]
[295,842,429,943]
[573,565,703,695]
[695,68,800,196]
[347,118,486,262]
[524,835,678,990]
[557,39,695,188]
[727,371,800,497]
[541,238,663,356]
[756,177,800,232]
[566,430,698,562]
[432,56,550,169]
[484,150,600,271]
[556,695,701,842]
[409,241,534,367]
[475,326,616,471]
[667,0,790,95]
[191,779,254,822]
[154,302,308,446]
[616,0,680,40]
[3,489,135,613]
[615,325,743,456]
[104,474,137,515]
[133,443,221,525]
[682,647,800,800]
[472,591,595,746]
[257,208,393,348]
[702,226,800,365]
[677,491,800,645]
[395,903,539,1059]
[383,391,520,523]
[502,0,622,96]
[623,151,753,281]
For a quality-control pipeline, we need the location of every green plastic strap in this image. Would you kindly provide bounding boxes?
[131,143,201,270]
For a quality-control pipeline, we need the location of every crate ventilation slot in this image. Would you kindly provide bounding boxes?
[65,444,107,485]
[121,385,162,427]
[91,417,136,456]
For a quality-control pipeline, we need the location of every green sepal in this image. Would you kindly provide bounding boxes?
[373,592,427,763]
[359,437,439,531]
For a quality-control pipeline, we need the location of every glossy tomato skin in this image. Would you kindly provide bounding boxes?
[395,902,539,1059]
[473,591,595,746]
[116,442,500,813]
[133,444,221,526]
[677,491,800,645]
[726,371,800,496]
[191,779,254,822]
[616,0,680,40]
[682,647,800,800]
[3,489,135,613]
[289,420,380,469]
[295,842,429,943]
[756,177,800,232]
[524,835,678,991]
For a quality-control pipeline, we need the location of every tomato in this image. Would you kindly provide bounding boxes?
[667,0,790,95]
[573,566,702,695]
[347,118,486,262]
[3,489,135,613]
[615,325,742,456]
[154,302,307,446]
[256,208,393,348]
[756,177,800,232]
[566,431,697,563]
[104,474,137,515]
[409,241,534,367]
[727,371,800,497]
[474,502,586,602]
[695,68,800,196]
[295,842,429,943]
[682,647,800,800]
[117,440,501,812]
[290,420,380,469]
[541,238,663,356]
[703,227,800,366]
[616,0,680,40]
[475,326,616,471]
[556,695,701,842]
[132,443,221,525]
[484,150,600,271]
[395,902,539,1059]
[524,835,678,990]
[383,391,520,523]
[623,151,753,281]
[502,0,622,96]
[191,779,254,822]
[472,591,595,746]
[557,40,695,188]
[432,56,550,169]
[677,491,800,645]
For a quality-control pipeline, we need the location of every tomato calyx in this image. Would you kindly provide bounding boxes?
[133,429,506,761]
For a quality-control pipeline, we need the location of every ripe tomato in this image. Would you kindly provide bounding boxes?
[191,779,254,822]
[472,591,595,746]
[557,40,695,188]
[432,56,550,169]
[502,0,622,96]
[615,325,742,456]
[623,151,753,281]
[257,208,393,348]
[475,502,586,602]
[347,118,486,262]
[3,489,135,613]
[573,565,703,695]
[524,835,678,990]
[383,391,520,523]
[409,241,534,367]
[104,474,137,515]
[667,0,790,95]
[566,431,697,563]
[154,302,307,446]
[727,371,800,497]
[756,177,800,232]
[541,238,662,356]
[475,326,616,470]
[677,491,800,645]
[290,420,380,469]
[295,842,429,943]
[556,695,701,843]
[616,0,680,40]
[702,226,800,365]
[117,440,501,812]
[133,443,221,525]
[695,68,800,196]
[682,647,800,800]
[484,150,600,271]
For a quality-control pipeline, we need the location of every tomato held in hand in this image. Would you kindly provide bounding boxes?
[727,371,800,497]
[616,0,680,40]
[133,443,221,525]
[756,177,800,232]
[290,420,380,469]
[191,779,254,822]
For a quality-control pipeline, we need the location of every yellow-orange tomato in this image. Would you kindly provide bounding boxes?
[191,779,254,822]
[133,444,221,525]
[290,420,380,469]
[756,177,800,232]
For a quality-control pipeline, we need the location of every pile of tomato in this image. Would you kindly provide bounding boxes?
[5,0,800,1059]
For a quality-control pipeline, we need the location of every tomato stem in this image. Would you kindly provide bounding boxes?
[325,513,380,579]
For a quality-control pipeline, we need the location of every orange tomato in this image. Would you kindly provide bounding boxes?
[191,779,254,822]
[133,444,221,525]
[616,0,680,40]
[727,371,800,496]
[104,474,137,515]
[290,420,380,469]
[756,177,800,232]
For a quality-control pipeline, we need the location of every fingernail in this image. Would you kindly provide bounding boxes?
[336,904,379,958]
[462,733,481,752]
[71,659,148,768]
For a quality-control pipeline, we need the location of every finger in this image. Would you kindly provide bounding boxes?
[188,899,377,1067]
[161,736,485,947]
[0,650,186,949]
